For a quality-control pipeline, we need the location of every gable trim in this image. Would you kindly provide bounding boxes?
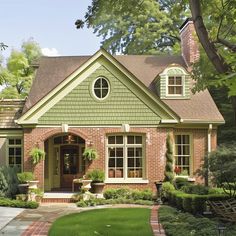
[17,49,179,125]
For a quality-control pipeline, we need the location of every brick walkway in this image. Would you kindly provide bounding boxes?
[21,221,51,236]
[150,205,166,236]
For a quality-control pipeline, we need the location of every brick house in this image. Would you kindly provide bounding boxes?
[0,19,224,192]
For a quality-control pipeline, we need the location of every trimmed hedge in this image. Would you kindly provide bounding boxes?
[76,198,153,207]
[0,197,39,208]
[103,188,153,201]
[168,190,229,214]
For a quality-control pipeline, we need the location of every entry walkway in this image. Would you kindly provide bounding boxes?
[0,204,166,236]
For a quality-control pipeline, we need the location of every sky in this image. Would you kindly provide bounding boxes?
[1,0,101,58]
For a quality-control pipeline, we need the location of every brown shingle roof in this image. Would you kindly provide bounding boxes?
[0,99,25,128]
[163,90,224,122]
[22,54,224,123]
[23,55,186,113]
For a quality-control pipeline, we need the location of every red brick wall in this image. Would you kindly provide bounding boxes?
[180,21,200,66]
[23,126,213,191]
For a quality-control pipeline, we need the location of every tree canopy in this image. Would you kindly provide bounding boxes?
[76,0,189,54]
[77,0,236,142]
[0,39,41,98]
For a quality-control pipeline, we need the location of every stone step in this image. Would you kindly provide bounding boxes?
[42,192,75,203]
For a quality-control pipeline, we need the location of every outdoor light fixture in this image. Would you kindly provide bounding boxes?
[65,134,75,144]
[217,224,226,236]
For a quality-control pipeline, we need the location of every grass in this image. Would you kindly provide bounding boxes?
[49,208,152,236]
[159,205,236,236]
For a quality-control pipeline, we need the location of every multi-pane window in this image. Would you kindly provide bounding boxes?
[107,135,144,179]
[174,135,191,176]
[93,77,110,99]
[8,138,22,172]
[168,76,183,95]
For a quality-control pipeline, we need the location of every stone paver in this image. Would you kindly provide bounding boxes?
[0,207,24,232]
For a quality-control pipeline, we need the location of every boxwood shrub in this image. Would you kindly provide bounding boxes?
[0,197,39,208]
[168,190,229,214]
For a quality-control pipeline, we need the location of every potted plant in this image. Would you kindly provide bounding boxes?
[30,147,46,165]
[83,147,98,161]
[17,172,34,194]
[87,169,105,194]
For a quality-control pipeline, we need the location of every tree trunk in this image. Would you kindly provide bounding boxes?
[189,0,229,73]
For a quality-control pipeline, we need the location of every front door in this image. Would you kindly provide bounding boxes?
[60,145,78,189]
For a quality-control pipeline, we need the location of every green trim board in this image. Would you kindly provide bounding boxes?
[17,49,178,126]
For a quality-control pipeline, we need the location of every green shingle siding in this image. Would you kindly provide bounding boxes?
[38,66,163,125]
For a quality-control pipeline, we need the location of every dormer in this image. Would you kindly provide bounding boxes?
[157,65,191,99]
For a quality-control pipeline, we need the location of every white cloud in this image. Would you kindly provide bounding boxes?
[41,48,60,57]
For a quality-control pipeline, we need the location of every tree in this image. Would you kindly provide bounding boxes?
[164,133,174,183]
[189,0,236,119]
[76,0,189,54]
[0,43,7,51]
[77,0,236,137]
[208,144,236,197]
[0,39,41,98]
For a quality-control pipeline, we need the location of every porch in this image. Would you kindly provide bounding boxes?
[44,133,87,192]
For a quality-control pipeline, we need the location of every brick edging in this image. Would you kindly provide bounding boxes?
[150,205,166,236]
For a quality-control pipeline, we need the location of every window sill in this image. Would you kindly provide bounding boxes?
[105,179,149,184]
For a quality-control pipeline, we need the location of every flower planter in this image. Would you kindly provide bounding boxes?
[91,182,105,194]
[28,180,39,189]
[18,183,29,194]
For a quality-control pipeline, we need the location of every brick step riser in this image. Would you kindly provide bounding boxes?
[41,198,75,203]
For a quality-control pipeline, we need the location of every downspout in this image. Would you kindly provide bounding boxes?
[208,124,212,153]
[206,124,212,187]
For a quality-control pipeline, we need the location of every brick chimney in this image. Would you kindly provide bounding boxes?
[180,18,200,66]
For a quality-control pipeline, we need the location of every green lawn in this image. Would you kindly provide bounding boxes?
[49,208,152,236]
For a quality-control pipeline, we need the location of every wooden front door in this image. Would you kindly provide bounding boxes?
[60,145,79,189]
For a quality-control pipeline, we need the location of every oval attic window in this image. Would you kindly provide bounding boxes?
[93,77,110,100]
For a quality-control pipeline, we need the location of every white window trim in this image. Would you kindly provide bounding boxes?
[173,133,193,177]
[105,134,147,183]
[166,75,185,96]
[159,66,189,98]
[7,137,23,172]
[92,76,110,100]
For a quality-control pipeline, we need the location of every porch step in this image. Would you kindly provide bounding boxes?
[41,192,75,203]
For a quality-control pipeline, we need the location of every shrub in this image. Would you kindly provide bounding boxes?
[87,169,105,183]
[103,188,152,201]
[182,195,192,213]
[159,205,224,236]
[0,197,39,208]
[17,172,34,183]
[0,166,19,198]
[167,190,229,214]
[174,177,190,189]
[161,182,175,201]
[103,188,131,199]
[181,184,209,195]
[131,189,152,201]
[164,133,174,182]
[76,198,153,207]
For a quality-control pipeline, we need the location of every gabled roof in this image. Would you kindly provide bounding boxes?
[23,54,186,114]
[0,99,25,128]
[20,49,224,124]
